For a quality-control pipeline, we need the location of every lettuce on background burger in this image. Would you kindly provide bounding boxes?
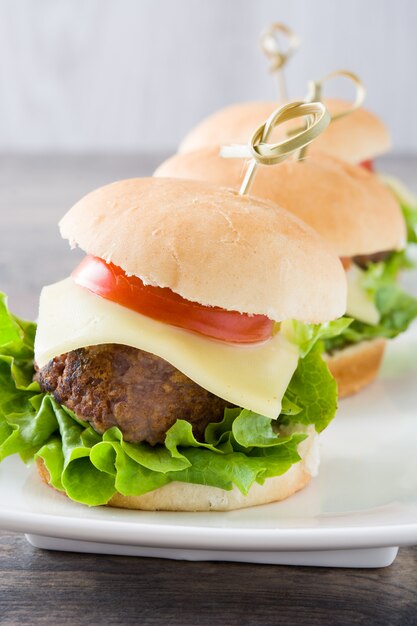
[0,177,349,511]
[155,150,417,397]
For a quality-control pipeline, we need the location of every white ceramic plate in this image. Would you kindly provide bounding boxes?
[1,307,417,568]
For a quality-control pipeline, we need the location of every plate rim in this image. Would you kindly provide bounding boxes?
[1,502,416,551]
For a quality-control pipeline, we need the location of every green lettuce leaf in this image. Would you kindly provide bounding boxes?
[361,250,414,291]
[281,318,352,358]
[325,252,417,352]
[381,174,417,245]
[0,291,337,506]
[280,344,337,433]
[29,400,307,504]
[0,293,37,362]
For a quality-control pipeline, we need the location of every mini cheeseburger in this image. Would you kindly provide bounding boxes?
[0,177,348,511]
[155,151,417,397]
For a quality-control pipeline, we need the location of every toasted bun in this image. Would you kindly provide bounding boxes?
[155,151,406,257]
[36,428,318,511]
[325,338,386,397]
[59,177,346,322]
[178,99,390,163]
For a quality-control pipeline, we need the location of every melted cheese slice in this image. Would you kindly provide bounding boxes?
[346,266,380,326]
[35,279,300,419]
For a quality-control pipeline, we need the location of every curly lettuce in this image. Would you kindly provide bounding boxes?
[0,293,339,506]
[325,252,417,353]
[281,318,352,358]
[381,174,417,246]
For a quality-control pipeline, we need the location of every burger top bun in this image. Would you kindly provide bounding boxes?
[59,177,347,323]
[155,152,406,257]
[178,99,391,163]
[310,99,391,163]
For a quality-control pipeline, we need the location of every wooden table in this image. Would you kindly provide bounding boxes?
[1,155,416,625]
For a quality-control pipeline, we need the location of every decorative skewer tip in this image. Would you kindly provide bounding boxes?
[221,101,330,196]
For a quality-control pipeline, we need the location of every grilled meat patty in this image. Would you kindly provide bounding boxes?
[36,344,232,445]
[352,250,392,269]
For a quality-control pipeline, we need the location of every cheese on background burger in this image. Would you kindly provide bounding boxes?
[0,177,349,511]
[155,150,417,397]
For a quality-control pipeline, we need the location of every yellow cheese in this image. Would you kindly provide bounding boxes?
[346,265,380,326]
[35,278,300,419]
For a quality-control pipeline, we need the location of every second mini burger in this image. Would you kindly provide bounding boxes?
[155,149,417,397]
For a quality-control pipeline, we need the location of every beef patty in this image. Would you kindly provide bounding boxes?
[36,344,232,445]
[352,250,392,269]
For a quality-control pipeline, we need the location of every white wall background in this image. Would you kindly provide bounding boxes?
[0,0,416,154]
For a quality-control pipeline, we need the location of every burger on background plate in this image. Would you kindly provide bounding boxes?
[178,98,417,252]
[0,177,349,511]
[155,150,417,397]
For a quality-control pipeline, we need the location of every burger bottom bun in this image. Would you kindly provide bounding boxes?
[325,338,386,398]
[36,427,319,512]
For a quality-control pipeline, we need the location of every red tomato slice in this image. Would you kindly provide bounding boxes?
[72,255,274,344]
[360,159,374,172]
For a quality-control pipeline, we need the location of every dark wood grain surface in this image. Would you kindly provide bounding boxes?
[1,530,417,626]
[1,155,416,626]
